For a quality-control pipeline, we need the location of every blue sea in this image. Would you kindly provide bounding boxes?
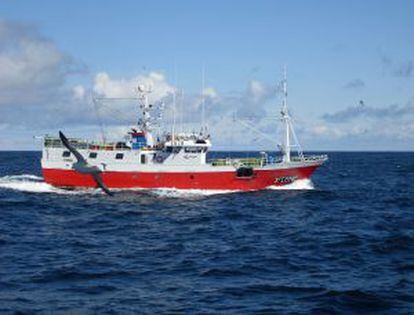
[0,151,413,314]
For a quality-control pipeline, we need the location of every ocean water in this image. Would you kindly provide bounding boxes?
[0,151,413,314]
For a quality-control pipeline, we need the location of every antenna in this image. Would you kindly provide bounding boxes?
[201,63,206,135]
[137,84,153,132]
[172,62,177,145]
[92,96,107,143]
[180,88,184,133]
[282,66,288,112]
[172,88,176,144]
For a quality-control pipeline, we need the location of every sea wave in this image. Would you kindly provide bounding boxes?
[0,152,413,314]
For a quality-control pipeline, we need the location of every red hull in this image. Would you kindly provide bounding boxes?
[42,165,320,191]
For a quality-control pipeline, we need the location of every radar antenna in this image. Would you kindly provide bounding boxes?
[136,84,154,132]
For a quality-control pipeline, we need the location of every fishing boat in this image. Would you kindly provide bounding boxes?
[41,72,327,195]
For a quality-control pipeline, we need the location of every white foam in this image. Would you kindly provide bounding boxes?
[149,180,315,198]
[0,174,315,196]
[148,187,239,198]
[0,174,234,197]
[0,174,96,195]
[266,178,315,190]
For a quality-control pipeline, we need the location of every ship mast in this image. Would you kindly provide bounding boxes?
[281,67,290,162]
[280,67,304,162]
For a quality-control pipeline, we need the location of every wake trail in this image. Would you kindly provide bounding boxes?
[0,175,315,196]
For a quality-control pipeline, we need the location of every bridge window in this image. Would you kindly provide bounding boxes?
[141,154,146,164]
[62,151,70,157]
[184,147,203,153]
[115,142,128,149]
[166,146,181,153]
[89,152,98,159]
[115,153,124,160]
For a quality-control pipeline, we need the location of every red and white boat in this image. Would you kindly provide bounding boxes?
[41,73,327,194]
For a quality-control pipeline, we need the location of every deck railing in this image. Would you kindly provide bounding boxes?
[291,154,328,162]
[43,137,132,151]
[209,158,266,167]
[209,154,327,167]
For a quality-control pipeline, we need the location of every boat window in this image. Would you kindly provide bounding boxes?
[115,153,124,160]
[165,146,181,153]
[115,142,128,149]
[89,152,98,159]
[62,151,71,157]
[141,154,146,164]
[184,147,202,153]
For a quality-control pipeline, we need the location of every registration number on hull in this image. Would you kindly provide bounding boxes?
[275,176,298,184]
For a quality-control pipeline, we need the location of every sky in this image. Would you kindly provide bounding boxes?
[0,0,413,151]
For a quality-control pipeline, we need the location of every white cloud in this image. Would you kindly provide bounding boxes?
[202,87,217,98]
[311,124,330,136]
[72,85,86,101]
[249,80,266,102]
[309,124,364,139]
[309,98,414,149]
[0,21,284,150]
[0,19,411,151]
[0,20,71,106]
[93,71,174,101]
